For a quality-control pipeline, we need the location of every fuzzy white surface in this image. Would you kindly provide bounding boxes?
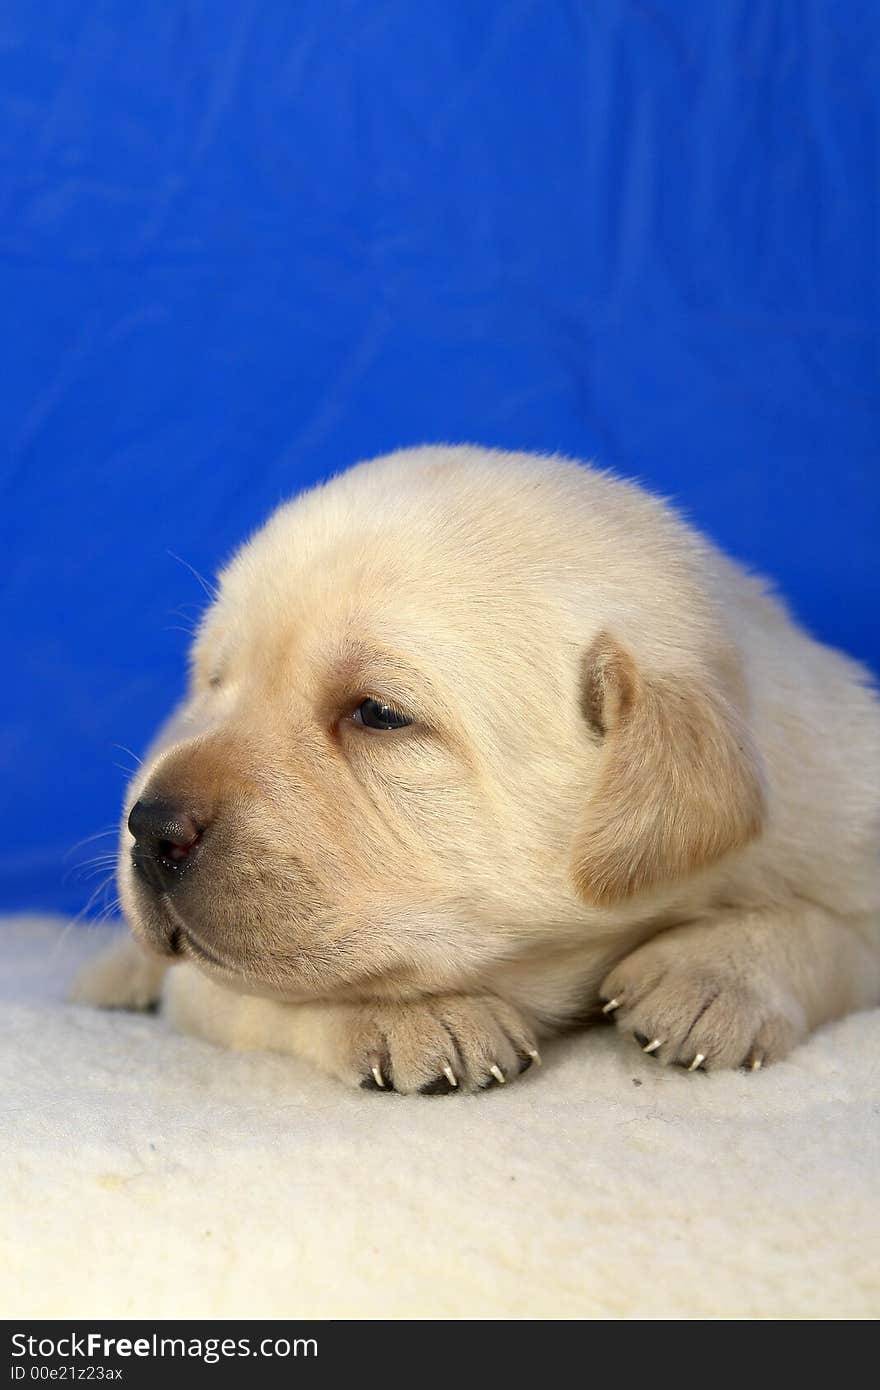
[2,915,878,1320]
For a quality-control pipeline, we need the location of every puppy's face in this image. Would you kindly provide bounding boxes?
[119,449,764,1002]
[119,455,595,1001]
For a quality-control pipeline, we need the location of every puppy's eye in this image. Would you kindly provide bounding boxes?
[352,698,412,731]
[208,674,223,690]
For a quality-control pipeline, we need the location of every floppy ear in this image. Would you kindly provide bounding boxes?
[573,632,765,905]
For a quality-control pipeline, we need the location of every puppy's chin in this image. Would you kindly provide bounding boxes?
[119,889,182,961]
[126,907,313,1001]
[119,869,365,1004]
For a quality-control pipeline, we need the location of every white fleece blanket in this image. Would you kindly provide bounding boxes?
[1,915,878,1320]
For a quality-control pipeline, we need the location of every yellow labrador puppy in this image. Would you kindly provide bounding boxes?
[74,446,880,1092]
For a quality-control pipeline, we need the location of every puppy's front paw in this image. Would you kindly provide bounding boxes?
[331,994,540,1096]
[599,934,806,1072]
[70,934,170,1012]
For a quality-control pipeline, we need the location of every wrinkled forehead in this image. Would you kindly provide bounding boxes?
[194,505,577,720]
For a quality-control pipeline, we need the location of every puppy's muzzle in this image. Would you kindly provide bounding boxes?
[128,796,205,894]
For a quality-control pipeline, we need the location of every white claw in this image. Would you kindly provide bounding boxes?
[602,998,621,1014]
[489,1064,506,1084]
[688,1053,706,1072]
[443,1065,458,1088]
[642,1038,663,1054]
[371,1064,386,1089]
[526,1047,542,1067]
[750,1056,763,1072]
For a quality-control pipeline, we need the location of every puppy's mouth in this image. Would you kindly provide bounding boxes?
[173,924,234,971]
[159,897,238,973]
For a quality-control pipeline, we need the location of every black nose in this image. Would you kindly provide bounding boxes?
[128,797,204,891]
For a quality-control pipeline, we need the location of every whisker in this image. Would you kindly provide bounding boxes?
[62,852,119,887]
[64,871,119,934]
[75,863,120,884]
[53,879,123,959]
[64,827,117,861]
[93,894,122,928]
[80,873,116,915]
[167,550,219,602]
[112,744,142,768]
[166,603,206,634]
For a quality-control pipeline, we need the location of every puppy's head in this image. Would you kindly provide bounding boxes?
[119,447,764,1001]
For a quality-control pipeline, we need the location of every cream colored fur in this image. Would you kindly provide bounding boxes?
[73,446,880,1091]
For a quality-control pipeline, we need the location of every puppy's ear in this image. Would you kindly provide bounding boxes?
[573,632,765,905]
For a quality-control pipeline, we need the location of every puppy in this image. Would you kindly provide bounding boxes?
[74,446,880,1092]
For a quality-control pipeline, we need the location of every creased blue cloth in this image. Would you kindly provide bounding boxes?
[1,1,877,913]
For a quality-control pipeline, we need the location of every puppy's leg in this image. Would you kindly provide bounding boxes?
[600,906,880,1071]
[70,933,172,1012]
[164,964,540,1094]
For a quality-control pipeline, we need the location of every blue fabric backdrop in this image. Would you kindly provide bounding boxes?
[1,1,877,916]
